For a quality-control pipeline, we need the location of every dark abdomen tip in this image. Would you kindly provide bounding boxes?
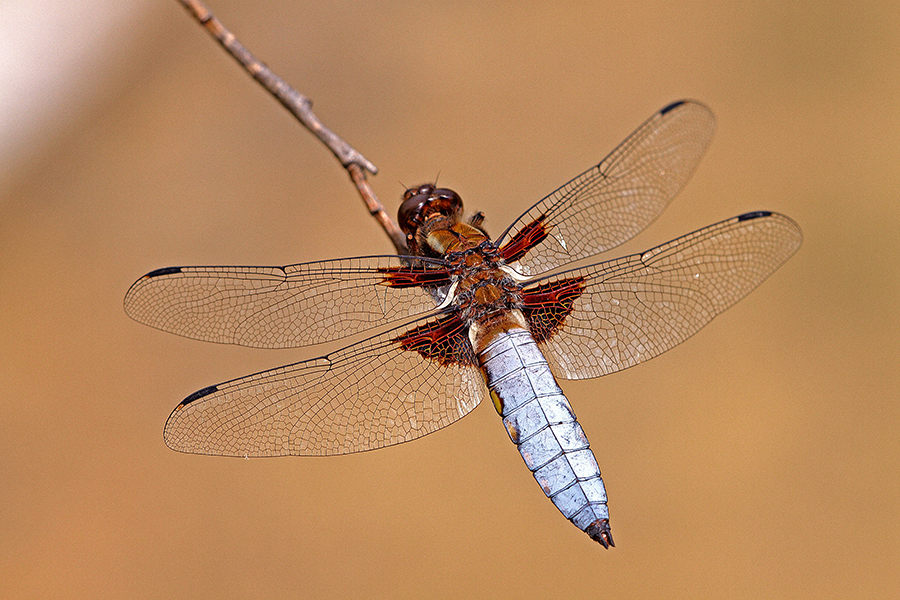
[585,519,615,548]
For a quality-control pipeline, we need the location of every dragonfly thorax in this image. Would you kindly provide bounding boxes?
[443,245,525,330]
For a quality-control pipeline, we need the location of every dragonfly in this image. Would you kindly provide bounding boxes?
[125,100,802,547]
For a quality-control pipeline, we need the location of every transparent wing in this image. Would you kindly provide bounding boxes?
[498,100,716,276]
[528,212,802,379]
[124,256,450,349]
[163,318,486,456]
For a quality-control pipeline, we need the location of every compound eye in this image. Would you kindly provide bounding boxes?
[432,188,463,214]
[398,191,429,235]
[397,185,463,235]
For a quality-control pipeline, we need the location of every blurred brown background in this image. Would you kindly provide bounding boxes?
[2,0,897,598]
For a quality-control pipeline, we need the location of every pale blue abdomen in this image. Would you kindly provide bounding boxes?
[477,327,613,547]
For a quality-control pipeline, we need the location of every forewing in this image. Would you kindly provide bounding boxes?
[498,100,716,275]
[124,256,452,349]
[164,316,486,456]
[526,212,802,379]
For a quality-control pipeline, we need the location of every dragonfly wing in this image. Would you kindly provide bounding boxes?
[522,212,802,379]
[163,314,486,456]
[498,100,716,275]
[124,256,452,348]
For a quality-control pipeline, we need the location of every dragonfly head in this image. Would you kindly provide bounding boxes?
[398,184,464,255]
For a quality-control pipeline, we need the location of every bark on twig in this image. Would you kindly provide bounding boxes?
[176,0,409,253]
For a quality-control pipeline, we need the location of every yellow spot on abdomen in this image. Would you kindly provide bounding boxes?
[490,389,504,415]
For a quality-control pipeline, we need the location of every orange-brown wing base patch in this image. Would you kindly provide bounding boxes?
[392,314,477,367]
[521,276,586,343]
[379,266,453,289]
[499,216,548,264]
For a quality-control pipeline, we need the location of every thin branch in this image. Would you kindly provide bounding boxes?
[176,0,408,254]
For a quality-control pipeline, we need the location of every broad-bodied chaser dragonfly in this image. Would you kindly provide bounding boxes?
[125,101,801,547]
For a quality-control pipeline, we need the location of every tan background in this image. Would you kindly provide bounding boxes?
[2,0,897,598]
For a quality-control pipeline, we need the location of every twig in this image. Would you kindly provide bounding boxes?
[176,0,409,254]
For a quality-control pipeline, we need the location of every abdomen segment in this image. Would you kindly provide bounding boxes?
[478,327,614,547]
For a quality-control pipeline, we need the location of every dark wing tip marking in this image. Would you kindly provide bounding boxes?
[660,99,687,115]
[145,266,183,278]
[737,210,773,221]
[181,385,219,406]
